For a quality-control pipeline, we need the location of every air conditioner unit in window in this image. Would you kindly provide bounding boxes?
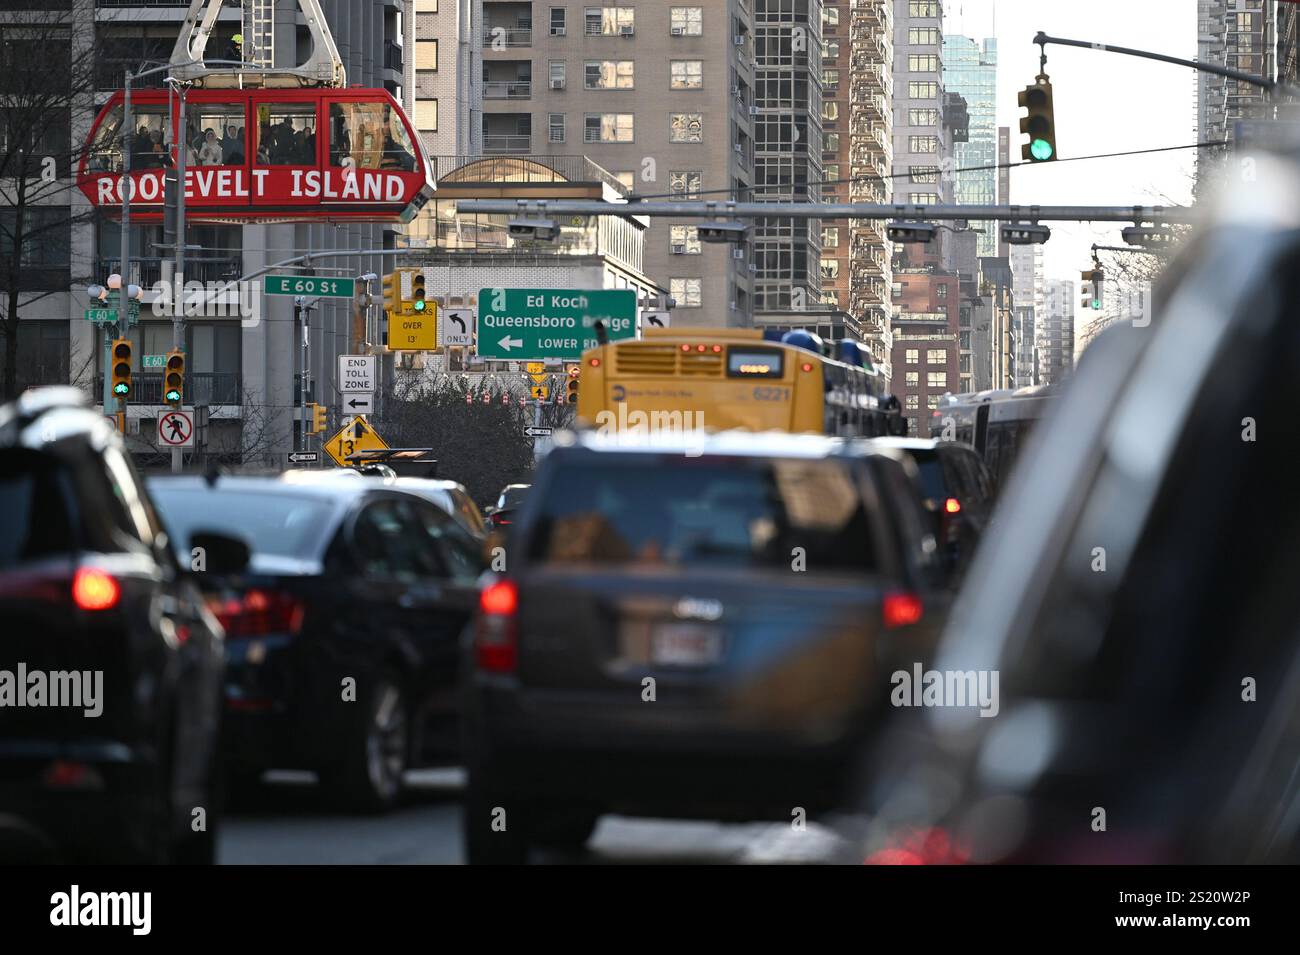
[551,77,565,89]
[748,106,759,116]
[671,244,686,254]
[552,26,567,36]
[670,26,684,36]
[732,247,745,260]
[733,35,745,46]
[734,143,744,154]
[620,24,634,36]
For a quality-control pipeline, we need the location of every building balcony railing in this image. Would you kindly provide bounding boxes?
[481,135,533,154]
[482,27,532,48]
[97,256,243,288]
[483,81,532,99]
[95,372,243,407]
[384,41,404,74]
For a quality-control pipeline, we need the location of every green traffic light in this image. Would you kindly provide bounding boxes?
[413,299,426,312]
[113,384,130,396]
[1091,300,1102,310]
[165,390,182,402]
[1030,138,1054,161]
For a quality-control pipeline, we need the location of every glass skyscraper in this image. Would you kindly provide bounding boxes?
[943,35,997,257]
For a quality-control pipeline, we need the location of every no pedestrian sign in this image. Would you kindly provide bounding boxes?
[158,409,194,448]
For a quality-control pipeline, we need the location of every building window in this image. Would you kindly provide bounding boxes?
[614,170,636,190]
[909,108,940,126]
[550,7,567,35]
[822,69,840,89]
[905,348,919,364]
[905,371,920,387]
[823,132,840,152]
[910,192,940,203]
[927,371,947,389]
[415,39,438,70]
[909,81,938,98]
[821,259,839,280]
[909,165,939,183]
[670,225,701,254]
[822,101,839,122]
[414,100,438,131]
[927,395,941,410]
[670,112,703,143]
[927,349,946,364]
[823,6,840,28]
[822,226,839,248]
[823,39,840,60]
[936,284,948,300]
[671,60,703,89]
[585,113,634,142]
[905,395,920,411]
[671,277,702,307]
[585,7,634,36]
[908,136,939,154]
[549,113,566,143]
[908,27,939,45]
[550,60,567,88]
[908,55,939,72]
[909,1,938,16]
[892,283,904,300]
[960,331,971,349]
[670,7,703,35]
[670,169,702,198]
[824,163,840,183]
[585,60,634,89]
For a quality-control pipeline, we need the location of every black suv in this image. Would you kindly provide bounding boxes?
[0,388,234,863]
[460,431,946,863]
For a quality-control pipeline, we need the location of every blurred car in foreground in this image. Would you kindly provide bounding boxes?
[149,475,485,811]
[859,156,1300,864]
[0,389,229,863]
[286,470,488,539]
[865,438,993,579]
[461,430,946,863]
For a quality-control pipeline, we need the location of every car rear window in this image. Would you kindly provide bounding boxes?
[150,486,336,560]
[527,456,879,572]
[0,450,77,569]
[905,449,948,502]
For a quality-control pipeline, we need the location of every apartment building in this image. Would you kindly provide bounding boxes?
[1040,278,1075,385]
[475,1,757,325]
[890,268,958,435]
[1196,0,1276,189]
[2,0,409,464]
[943,34,996,257]
[411,0,479,157]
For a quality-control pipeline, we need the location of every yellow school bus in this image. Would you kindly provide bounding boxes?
[575,327,905,436]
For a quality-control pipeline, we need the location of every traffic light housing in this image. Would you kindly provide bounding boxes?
[310,403,327,435]
[1018,76,1057,162]
[163,349,185,407]
[1081,269,1104,311]
[110,339,133,399]
[566,363,580,405]
[411,270,427,314]
[382,271,401,317]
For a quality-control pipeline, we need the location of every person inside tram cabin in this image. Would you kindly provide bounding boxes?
[198,129,224,166]
[222,124,245,164]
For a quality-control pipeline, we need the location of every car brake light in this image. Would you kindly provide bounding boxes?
[865,826,968,865]
[212,588,305,638]
[72,567,120,611]
[944,497,961,514]
[476,580,518,672]
[882,592,923,629]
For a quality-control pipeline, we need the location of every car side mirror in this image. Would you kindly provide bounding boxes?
[189,530,252,577]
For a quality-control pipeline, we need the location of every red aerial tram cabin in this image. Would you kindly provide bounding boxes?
[78,87,435,224]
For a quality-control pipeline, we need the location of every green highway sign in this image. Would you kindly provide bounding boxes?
[477,288,637,360]
[264,275,356,298]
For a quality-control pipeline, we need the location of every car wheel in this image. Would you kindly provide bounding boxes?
[330,675,409,812]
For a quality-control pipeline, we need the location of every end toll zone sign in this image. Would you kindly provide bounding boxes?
[476,288,637,360]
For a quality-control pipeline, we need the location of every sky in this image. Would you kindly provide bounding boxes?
[944,0,1197,298]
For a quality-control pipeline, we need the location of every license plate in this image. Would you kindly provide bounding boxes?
[651,623,723,667]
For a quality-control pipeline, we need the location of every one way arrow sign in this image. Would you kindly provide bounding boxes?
[339,392,375,415]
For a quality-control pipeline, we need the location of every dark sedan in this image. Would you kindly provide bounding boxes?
[149,474,486,811]
[461,431,946,863]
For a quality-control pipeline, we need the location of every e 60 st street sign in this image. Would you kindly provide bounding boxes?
[265,276,356,298]
[476,288,637,360]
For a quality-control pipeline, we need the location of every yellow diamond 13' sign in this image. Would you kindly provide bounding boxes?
[324,415,390,467]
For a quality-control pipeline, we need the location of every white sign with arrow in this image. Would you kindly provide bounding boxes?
[339,393,375,415]
[496,335,524,353]
[440,309,474,348]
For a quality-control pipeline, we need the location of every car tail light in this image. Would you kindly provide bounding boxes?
[71,567,120,611]
[882,591,923,629]
[476,580,518,672]
[944,497,961,514]
[212,588,305,638]
[865,826,968,865]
